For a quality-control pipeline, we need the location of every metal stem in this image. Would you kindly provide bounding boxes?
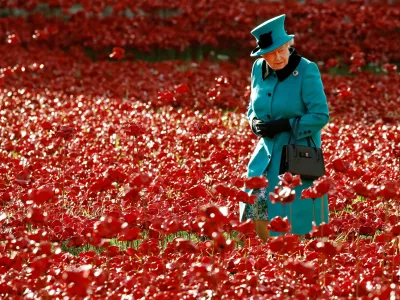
[313,198,316,224]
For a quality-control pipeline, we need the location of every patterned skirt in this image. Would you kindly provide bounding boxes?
[242,169,269,221]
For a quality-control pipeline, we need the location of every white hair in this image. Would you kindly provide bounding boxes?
[286,38,294,47]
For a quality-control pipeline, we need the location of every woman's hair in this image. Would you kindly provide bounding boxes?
[286,38,294,47]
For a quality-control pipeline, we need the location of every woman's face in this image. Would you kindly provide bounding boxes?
[261,44,290,70]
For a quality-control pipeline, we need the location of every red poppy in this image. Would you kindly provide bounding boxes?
[307,240,341,258]
[269,186,296,204]
[244,176,268,189]
[301,187,322,199]
[326,58,339,69]
[278,172,302,188]
[109,47,125,59]
[55,125,76,140]
[201,205,228,223]
[349,180,373,198]
[235,219,255,235]
[123,123,144,137]
[332,157,350,172]
[215,184,236,197]
[32,29,49,41]
[235,190,256,204]
[118,227,142,241]
[382,63,397,74]
[173,238,198,253]
[377,180,400,200]
[267,216,291,233]
[284,258,315,279]
[187,185,208,198]
[313,176,336,195]
[268,234,299,254]
[6,33,20,44]
[174,83,190,94]
[309,222,335,238]
[28,185,54,205]
[193,120,212,135]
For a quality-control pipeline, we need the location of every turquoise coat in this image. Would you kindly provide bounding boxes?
[239,49,330,236]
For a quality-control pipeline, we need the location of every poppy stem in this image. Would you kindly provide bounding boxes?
[321,196,325,237]
[391,237,397,282]
[317,255,321,286]
[62,139,66,207]
[199,134,202,171]
[290,203,292,233]
[382,198,390,283]
[397,199,400,224]
[355,209,360,298]
[133,136,136,163]
[281,204,286,237]
[313,198,316,224]
[125,78,129,99]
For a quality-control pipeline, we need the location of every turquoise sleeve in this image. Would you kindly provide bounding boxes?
[247,59,259,124]
[289,62,330,139]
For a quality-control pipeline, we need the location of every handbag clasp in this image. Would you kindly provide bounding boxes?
[299,151,312,158]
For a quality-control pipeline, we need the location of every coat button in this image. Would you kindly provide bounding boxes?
[268,154,271,158]
[266,114,271,119]
[268,93,271,96]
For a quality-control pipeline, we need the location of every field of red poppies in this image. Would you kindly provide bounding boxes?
[0,1,399,299]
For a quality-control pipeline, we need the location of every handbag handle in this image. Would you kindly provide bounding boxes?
[288,117,301,145]
[288,117,321,160]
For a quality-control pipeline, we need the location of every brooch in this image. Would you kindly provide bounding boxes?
[293,70,299,76]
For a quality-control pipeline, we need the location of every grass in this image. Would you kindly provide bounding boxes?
[83,44,237,63]
[61,226,381,256]
[29,192,375,256]
[327,63,391,76]
[353,195,367,204]
[60,231,236,256]
[81,44,398,77]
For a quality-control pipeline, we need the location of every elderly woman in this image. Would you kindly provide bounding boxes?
[239,14,330,241]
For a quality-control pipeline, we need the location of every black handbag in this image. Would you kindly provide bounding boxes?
[279,116,325,180]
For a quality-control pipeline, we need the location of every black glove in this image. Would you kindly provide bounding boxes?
[251,117,291,138]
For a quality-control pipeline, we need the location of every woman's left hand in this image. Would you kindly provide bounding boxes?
[252,118,291,138]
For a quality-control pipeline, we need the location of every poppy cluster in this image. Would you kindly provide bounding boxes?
[0,1,398,66]
[0,1,399,298]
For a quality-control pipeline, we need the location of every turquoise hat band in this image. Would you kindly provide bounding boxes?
[250,35,295,57]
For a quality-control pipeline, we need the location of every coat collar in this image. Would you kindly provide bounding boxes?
[262,47,301,82]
